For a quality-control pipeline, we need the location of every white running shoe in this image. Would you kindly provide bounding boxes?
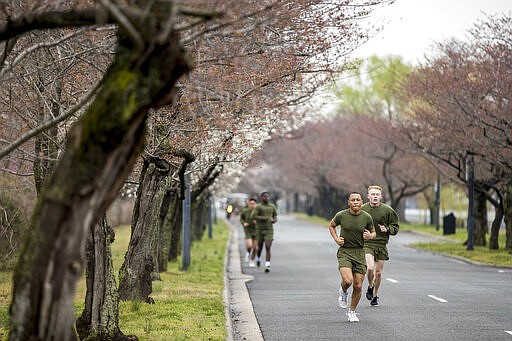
[265,261,271,273]
[244,252,250,262]
[347,310,359,322]
[249,261,256,268]
[338,288,348,309]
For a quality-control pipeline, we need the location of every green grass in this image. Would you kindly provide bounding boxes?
[294,212,512,268]
[1,221,229,341]
[401,222,512,267]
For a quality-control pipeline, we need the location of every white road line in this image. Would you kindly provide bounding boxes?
[505,330,512,336]
[386,278,398,283]
[428,295,448,303]
[498,270,505,273]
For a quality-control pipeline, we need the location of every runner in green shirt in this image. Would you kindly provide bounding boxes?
[251,191,277,273]
[362,185,399,307]
[240,198,258,267]
[329,192,376,322]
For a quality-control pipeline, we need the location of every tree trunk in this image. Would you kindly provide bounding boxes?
[191,196,207,241]
[33,73,61,195]
[167,198,183,262]
[504,181,512,250]
[422,190,437,226]
[472,190,487,247]
[489,200,503,250]
[76,217,135,341]
[313,178,347,220]
[8,9,190,339]
[118,157,170,302]
[394,200,406,223]
[293,192,300,212]
[157,185,178,272]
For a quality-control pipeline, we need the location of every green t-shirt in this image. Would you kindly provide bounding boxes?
[361,202,399,246]
[331,209,374,248]
[251,203,277,230]
[240,207,255,229]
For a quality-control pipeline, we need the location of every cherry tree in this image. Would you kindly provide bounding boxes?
[400,14,512,248]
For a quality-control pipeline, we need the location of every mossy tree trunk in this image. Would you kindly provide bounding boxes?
[76,216,134,341]
[7,4,190,340]
[118,149,195,301]
[118,157,170,303]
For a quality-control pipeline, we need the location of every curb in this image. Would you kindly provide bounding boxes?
[223,219,263,341]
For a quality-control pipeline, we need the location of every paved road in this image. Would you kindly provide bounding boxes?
[232,214,512,341]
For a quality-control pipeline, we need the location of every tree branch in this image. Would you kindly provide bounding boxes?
[172,149,196,199]
[0,37,18,70]
[99,0,143,49]
[0,82,101,160]
[0,9,101,42]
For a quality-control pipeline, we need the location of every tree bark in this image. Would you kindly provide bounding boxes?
[472,190,488,247]
[8,5,190,339]
[167,198,183,262]
[118,157,170,302]
[489,200,503,250]
[157,185,178,272]
[191,195,207,241]
[313,177,347,220]
[76,217,135,341]
[504,181,512,250]
[165,152,195,263]
[33,72,61,195]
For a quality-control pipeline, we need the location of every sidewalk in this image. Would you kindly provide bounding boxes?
[223,218,263,341]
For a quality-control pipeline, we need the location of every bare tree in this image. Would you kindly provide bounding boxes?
[1,2,192,339]
[400,14,512,248]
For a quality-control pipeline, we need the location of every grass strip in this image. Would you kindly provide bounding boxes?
[1,220,229,341]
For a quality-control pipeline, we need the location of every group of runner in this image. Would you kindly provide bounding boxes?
[238,185,398,323]
[329,185,399,322]
[239,191,278,273]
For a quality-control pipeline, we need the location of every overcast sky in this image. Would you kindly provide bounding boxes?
[352,0,512,64]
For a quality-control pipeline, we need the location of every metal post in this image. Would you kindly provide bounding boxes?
[182,172,191,269]
[434,173,441,231]
[466,155,474,251]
